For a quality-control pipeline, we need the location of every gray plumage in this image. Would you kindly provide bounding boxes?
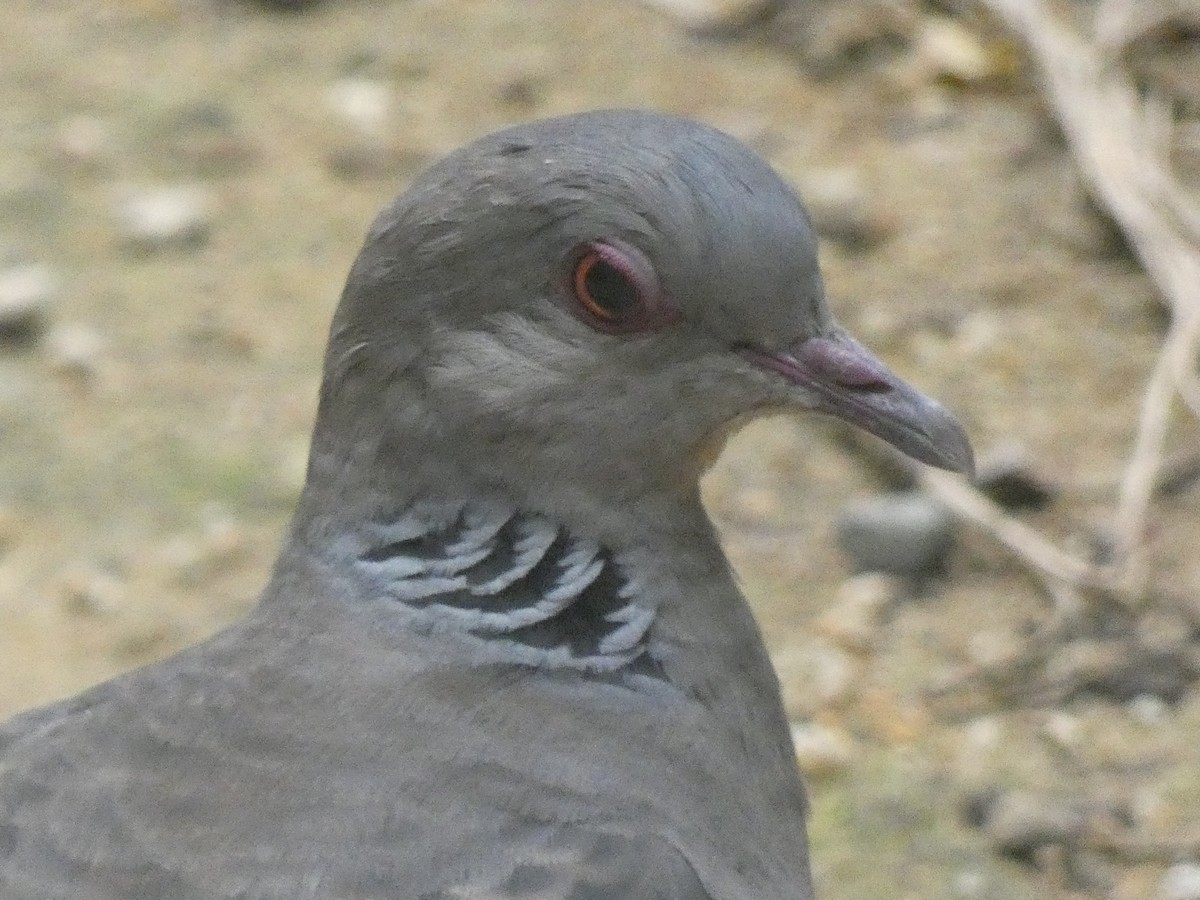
[0,109,972,899]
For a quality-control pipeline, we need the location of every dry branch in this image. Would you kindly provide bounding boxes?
[965,0,1200,603]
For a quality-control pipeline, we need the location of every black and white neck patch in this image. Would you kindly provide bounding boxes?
[354,502,664,681]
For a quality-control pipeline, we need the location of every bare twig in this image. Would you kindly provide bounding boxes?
[975,0,1200,601]
[917,467,1115,602]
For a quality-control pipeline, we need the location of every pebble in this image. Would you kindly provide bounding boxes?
[952,309,1002,356]
[60,568,124,617]
[965,627,1024,668]
[1092,645,1196,704]
[0,263,57,346]
[46,322,106,381]
[1161,862,1200,900]
[1128,693,1170,726]
[327,78,391,135]
[638,0,778,33]
[770,0,918,76]
[790,721,856,778]
[951,869,989,899]
[978,790,1086,860]
[914,17,997,85]
[837,491,956,577]
[958,715,1003,759]
[796,167,889,250]
[116,185,213,253]
[973,443,1055,510]
[813,573,898,652]
[55,114,115,172]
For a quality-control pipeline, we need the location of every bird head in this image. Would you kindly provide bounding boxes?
[308,110,972,529]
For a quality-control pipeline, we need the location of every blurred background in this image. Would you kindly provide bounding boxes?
[1,0,1198,897]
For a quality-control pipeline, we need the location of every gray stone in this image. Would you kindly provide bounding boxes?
[974,443,1055,510]
[981,791,1086,859]
[639,0,779,33]
[913,17,997,85]
[837,491,956,577]
[1161,862,1200,900]
[327,78,391,135]
[0,263,57,346]
[116,185,213,253]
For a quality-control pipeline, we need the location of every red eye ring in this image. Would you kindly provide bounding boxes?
[568,241,679,334]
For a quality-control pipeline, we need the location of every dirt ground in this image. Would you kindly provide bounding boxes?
[1,1,1198,897]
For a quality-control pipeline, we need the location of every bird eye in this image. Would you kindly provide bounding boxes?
[575,251,639,322]
[568,241,678,334]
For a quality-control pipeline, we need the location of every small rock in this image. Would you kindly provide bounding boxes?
[327,78,391,135]
[116,185,213,253]
[1079,644,1198,704]
[56,115,115,172]
[979,790,1087,861]
[1128,693,1170,726]
[958,715,1003,761]
[1040,711,1082,755]
[639,0,779,33]
[837,491,956,577]
[813,573,898,652]
[915,17,997,85]
[790,721,856,778]
[1161,862,1200,900]
[60,568,124,617]
[46,322,106,381]
[951,869,989,899]
[770,0,919,76]
[796,167,889,250]
[974,443,1055,510]
[952,309,1003,356]
[0,263,57,346]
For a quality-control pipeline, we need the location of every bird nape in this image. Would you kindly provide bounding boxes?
[0,109,972,900]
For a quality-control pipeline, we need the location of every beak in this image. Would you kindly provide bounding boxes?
[743,330,975,476]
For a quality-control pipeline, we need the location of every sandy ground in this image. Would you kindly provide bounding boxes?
[2,1,1198,897]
